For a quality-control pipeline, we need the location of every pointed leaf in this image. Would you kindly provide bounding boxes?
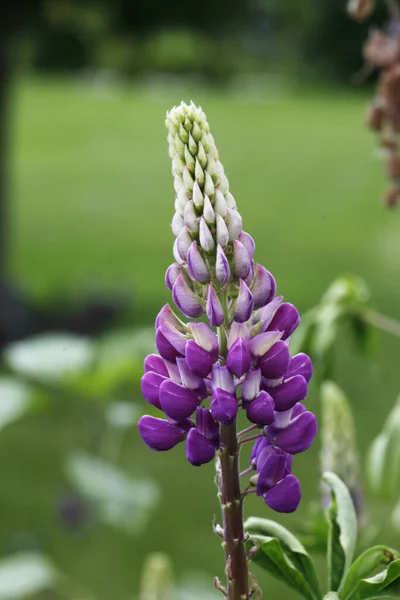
[341,546,400,600]
[245,532,319,600]
[245,517,321,599]
[323,472,357,591]
[348,559,400,600]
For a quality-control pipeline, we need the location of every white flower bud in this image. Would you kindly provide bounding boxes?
[179,123,189,143]
[206,154,217,177]
[175,188,189,215]
[183,166,194,192]
[215,213,229,246]
[226,208,243,240]
[213,189,227,217]
[199,217,215,252]
[192,180,204,210]
[204,171,215,197]
[225,192,237,209]
[218,172,229,194]
[172,154,185,177]
[184,145,195,173]
[195,159,205,186]
[171,211,185,236]
[192,121,202,142]
[197,141,207,168]
[188,133,197,155]
[174,175,184,194]
[184,201,199,233]
[203,195,215,225]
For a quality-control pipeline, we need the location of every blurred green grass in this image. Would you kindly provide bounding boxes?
[1,77,400,598]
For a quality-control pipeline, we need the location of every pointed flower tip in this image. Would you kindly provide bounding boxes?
[206,285,225,326]
[138,415,187,452]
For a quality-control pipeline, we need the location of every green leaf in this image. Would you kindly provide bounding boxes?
[367,397,400,499]
[348,559,400,600]
[66,452,160,534]
[341,546,400,600]
[4,333,94,382]
[0,553,58,599]
[0,378,35,432]
[245,517,321,599]
[245,535,318,600]
[323,472,357,591]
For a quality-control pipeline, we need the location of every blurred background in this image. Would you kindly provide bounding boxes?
[0,0,400,598]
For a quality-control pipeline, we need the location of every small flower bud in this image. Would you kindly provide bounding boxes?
[225,192,237,210]
[144,354,169,377]
[197,141,207,168]
[215,214,229,247]
[204,171,215,197]
[195,159,205,186]
[238,231,255,258]
[172,154,185,177]
[215,244,231,284]
[213,189,228,217]
[232,239,251,279]
[175,188,189,215]
[155,328,182,361]
[183,201,199,233]
[192,180,204,210]
[234,280,254,323]
[171,211,185,236]
[176,227,193,261]
[251,265,276,309]
[172,275,204,318]
[174,175,184,194]
[183,166,194,192]
[187,241,210,283]
[226,209,243,240]
[165,263,182,291]
[188,133,197,155]
[199,217,215,252]
[203,195,215,224]
[206,284,225,326]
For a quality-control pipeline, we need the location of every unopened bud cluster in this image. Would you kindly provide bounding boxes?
[138,102,317,514]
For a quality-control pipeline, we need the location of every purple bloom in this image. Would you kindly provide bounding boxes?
[268,303,300,340]
[267,411,317,454]
[185,339,214,377]
[196,406,220,448]
[234,280,254,323]
[140,371,166,409]
[246,390,275,426]
[251,265,276,309]
[159,379,200,421]
[155,328,182,361]
[165,263,182,291]
[186,428,216,466]
[211,388,238,425]
[232,239,251,279]
[256,446,288,495]
[226,338,252,378]
[206,284,225,326]
[215,245,231,284]
[267,375,308,412]
[138,416,188,451]
[286,353,313,382]
[259,340,290,379]
[263,474,301,513]
[144,354,169,377]
[187,241,210,283]
[172,275,204,318]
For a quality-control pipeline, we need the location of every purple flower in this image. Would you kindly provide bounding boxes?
[246,390,275,426]
[263,474,301,513]
[267,375,308,412]
[187,241,210,283]
[286,353,313,382]
[267,411,317,454]
[268,303,300,340]
[185,339,214,377]
[172,275,204,318]
[186,428,216,466]
[234,280,254,323]
[138,416,188,451]
[159,379,200,421]
[259,341,290,379]
[206,284,225,326]
[226,338,252,378]
[251,265,276,309]
[211,388,238,425]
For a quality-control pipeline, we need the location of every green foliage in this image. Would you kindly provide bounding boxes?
[245,517,321,600]
[323,472,358,590]
[291,275,372,379]
[340,546,400,600]
[366,395,400,500]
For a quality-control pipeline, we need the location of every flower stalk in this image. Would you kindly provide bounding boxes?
[138,101,317,599]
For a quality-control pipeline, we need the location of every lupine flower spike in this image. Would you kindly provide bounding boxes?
[138,101,317,598]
